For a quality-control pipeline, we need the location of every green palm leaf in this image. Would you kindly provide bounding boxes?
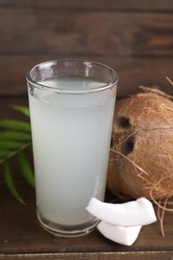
[0,105,34,204]
[0,140,24,150]
[18,152,35,188]
[0,131,31,141]
[11,105,30,117]
[0,150,10,158]
[4,161,26,205]
[0,119,31,132]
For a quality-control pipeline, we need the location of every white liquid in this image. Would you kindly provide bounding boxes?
[28,77,116,227]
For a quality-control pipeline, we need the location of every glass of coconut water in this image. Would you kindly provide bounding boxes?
[26,60,118,237]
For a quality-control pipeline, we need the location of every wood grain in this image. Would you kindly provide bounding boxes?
[0,1,173,97]
[1,10,173,56]
[0,56,173,97]
[1,252,173,260]
[0,0,173,11]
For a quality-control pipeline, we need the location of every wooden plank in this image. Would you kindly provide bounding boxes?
[1,252,173,260]
[0,56,172,97]
[0,10,173,57]
[0,2,172,98]
[0,0,173,11]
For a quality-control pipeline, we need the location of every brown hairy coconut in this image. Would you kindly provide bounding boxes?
[107,86,173,235]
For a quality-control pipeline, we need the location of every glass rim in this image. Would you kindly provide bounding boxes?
[26,59,119,94]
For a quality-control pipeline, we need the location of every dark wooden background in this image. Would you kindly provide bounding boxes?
[0,0,173,98]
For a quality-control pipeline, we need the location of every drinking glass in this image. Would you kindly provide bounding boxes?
[26,60,118,237]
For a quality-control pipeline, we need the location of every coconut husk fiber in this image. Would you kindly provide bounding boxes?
[107,86,173,205]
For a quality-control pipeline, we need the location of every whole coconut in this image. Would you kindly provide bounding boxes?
[107,88,173,203]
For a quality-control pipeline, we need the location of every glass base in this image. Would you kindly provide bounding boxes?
[37,210,99,237]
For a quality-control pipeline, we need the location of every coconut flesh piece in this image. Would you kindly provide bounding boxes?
[86,197,157,226]
[86,197,156,245]
[97,221,142,246]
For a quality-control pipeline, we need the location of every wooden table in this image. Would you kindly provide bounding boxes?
[0,98,173,259]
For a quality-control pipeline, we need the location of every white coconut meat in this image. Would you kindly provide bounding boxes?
[97,221,142,246]
[86,197,156,226]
